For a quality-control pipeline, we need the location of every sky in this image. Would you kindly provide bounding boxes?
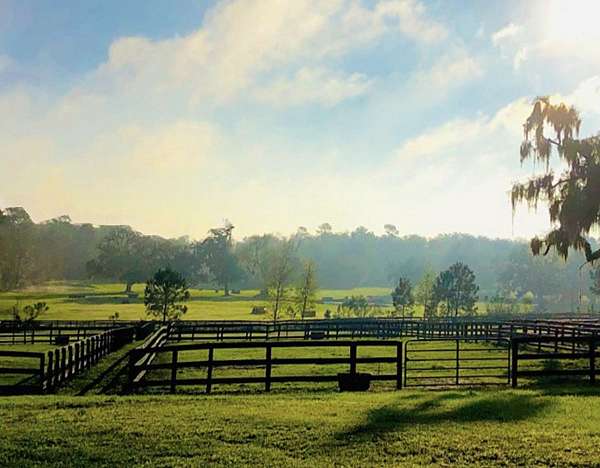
[1,0,599,240]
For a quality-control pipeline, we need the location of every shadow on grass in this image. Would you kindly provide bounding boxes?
[333,392,553,444]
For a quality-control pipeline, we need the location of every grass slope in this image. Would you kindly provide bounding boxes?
[1,387,600,466]
[0,282,396,321]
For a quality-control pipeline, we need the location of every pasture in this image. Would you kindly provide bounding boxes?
[2,387,600,466]
[0,281,516,322]
[0,282,396,321]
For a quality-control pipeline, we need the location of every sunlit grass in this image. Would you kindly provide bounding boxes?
[1,387,600,465]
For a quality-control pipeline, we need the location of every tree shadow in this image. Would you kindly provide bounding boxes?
[333,392,553,445]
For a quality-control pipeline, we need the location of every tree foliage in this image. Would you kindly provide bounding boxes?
[433,262,479,317]
[415,270,437,319]
[512,97,600,264]
[293,260,318,319]
[391,277,414,318]
[144,267,190,323]
[11,302,49,325]
[266,240,299,322]
[201,222,243,296]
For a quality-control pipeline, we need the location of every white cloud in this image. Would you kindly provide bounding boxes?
[416,48,483,91]
[83,0,446,107]
[254,67,373,107]
[491,23,521,46]
[395,118,485,161]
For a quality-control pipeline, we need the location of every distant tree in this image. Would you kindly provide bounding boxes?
[144,267,189,323]
[12,302,49,325]
[317,223,332,235]
[293,260,318,319]
[415,270,438,319]
[339,295,372,318]
[266,240,299,322]
[236,234,279,297]
[0,207,35,290]
[498,244,562,301]
[391,277,414,318]
[512,97,600,265]
[433,262,479,317]
[201,222,243,296]
[384,224,399,237]
[87,226,147,293]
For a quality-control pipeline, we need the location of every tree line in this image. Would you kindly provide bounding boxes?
[1,207,599,313]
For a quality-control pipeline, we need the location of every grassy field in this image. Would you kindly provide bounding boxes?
[1,387,600,466]
[0,281,396,321]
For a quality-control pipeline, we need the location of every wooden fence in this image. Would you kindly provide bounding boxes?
[128,340,403,393]
[167,318,600,345]
[0,326,135,394]
[0,320,153,345]
[511,335,599,388]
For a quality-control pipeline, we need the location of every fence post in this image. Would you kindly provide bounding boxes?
[206,347,214,394]
[128,349,138,392]
[68,346,73,378]
[59,348,66,383]
[455,339,460,385]
[590,337,596,384]
[396,343,402,390]
[39,353,46,393]
[511,339,518,388]
[170,350,178,393]
[350,343,357,375]
[265,345,272,392]
[47,351,55,392]
[75,343,80,373]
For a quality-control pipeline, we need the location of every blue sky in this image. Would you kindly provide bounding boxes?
[1,0,599,239]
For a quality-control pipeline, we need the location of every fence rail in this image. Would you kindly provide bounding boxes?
[167,318,600,345]
[511,335,598,388]
[128,340,403,393]
[0,326,135,395]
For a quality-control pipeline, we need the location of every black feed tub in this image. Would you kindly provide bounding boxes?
[337,372,372,392]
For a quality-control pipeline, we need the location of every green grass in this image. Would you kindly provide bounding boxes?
[0,344,53,386]
[1,387,600,466]
[0,282,397,322]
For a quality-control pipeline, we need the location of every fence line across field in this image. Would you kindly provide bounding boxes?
[0,326,136,394]
[127,339,403,393]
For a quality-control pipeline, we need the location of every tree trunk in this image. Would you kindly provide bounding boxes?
[125,282,134,294]
[223,280,230,297]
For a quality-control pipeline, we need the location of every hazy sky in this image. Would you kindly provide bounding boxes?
[1,0,599,240]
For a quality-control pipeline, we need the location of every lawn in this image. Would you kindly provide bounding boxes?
[1,387,599,466]
[0,282,397,322]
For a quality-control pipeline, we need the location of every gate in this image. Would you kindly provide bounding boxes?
[404,338,510,387]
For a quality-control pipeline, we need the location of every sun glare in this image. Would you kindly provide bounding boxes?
[546,0,600,41]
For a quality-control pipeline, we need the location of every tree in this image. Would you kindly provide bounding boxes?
[384,224,399,237]
[12,302,49,325]
[317,223,332,235]
[0,207,35,290]
[338,295,373,318]
[512,97,600,265]
[433,262,479,317]
[266,240,298,322]
[293,260,318,319]
[415,270,437,319]
[201,222,243,296]
[391,277,414,318]
[144,267,190,323]
[236,234,279,297]
[87,227,147,293]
